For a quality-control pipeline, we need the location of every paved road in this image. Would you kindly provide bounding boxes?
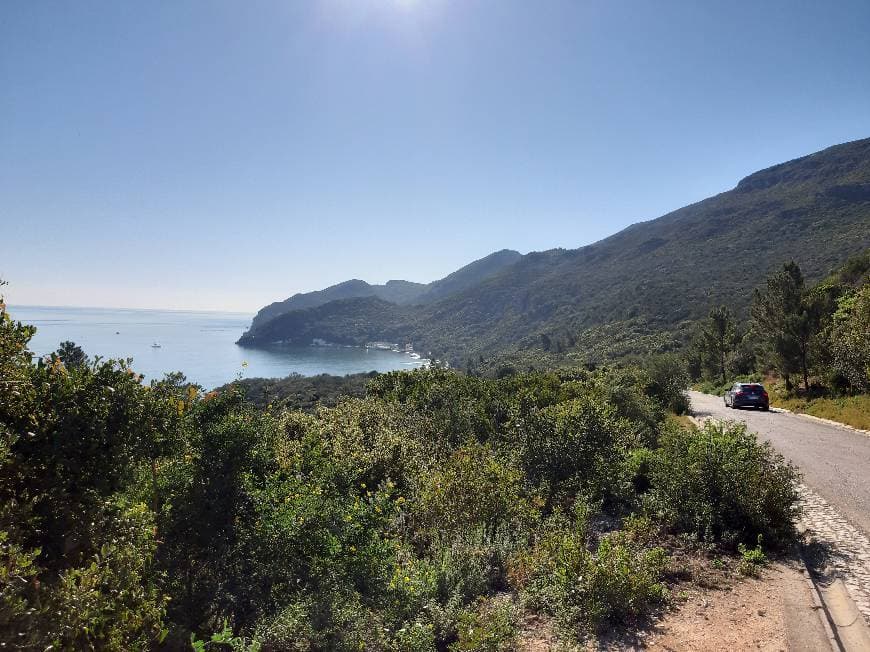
[689,390,870,538]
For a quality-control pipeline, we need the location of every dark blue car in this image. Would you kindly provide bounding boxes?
[724,382,769,410]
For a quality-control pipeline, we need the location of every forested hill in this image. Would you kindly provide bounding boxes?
[248,249,522,330]
[241,137,870,361]
[249,279,424,331]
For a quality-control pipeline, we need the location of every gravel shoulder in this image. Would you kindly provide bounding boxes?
[645,560,828,652]
[516,560,831,651]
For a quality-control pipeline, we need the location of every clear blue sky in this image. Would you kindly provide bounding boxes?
[2,0,869,311]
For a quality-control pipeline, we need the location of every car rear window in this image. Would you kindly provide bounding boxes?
[741,384,764,391]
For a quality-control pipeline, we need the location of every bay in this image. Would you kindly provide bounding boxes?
[8,305,424,389]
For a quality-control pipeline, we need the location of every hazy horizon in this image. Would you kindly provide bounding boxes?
[3,0,869,312]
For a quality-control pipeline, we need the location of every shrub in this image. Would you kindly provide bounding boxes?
[0,529,43,649]
[415,441,535,542]
[191,621,261,651]
[647,421,800,547]
[46,502,167,650]
[450,597,519,652]
[394,620,438,652]
[513,396,634,510]
[255,587,392,651]
[737,536,768,577]
[519,504,668,634]
[644,354,691,415]
[252,599,316,650]
[368,369,503,445]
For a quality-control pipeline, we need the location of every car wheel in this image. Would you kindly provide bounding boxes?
[762,406,769,412]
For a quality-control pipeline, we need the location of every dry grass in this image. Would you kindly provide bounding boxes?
[773,394,870,431]
[667,413,698,430]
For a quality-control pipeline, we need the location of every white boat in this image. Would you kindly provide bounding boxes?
[409,353,421,359]
[151,342,161,348]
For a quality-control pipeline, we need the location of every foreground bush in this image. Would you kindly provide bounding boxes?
[517,505,668,634]
[647,421,800,547]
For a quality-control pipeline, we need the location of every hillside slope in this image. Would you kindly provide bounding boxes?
[414,249,523,304]
[241,138,870,361]
[248,249,522,331]
[249,279,424,331]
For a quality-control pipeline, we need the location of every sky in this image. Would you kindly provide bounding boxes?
[2,0,869,312]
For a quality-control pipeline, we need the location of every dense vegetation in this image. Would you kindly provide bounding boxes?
[241,138,870,364]
[1,286,801,650]
[690,251,870,398]
[225,373,373,411]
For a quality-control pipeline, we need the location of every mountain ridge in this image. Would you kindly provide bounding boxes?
[248,249,522,331]
[240,137,870,362]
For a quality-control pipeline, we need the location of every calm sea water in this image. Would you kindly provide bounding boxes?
[9,306,423,389]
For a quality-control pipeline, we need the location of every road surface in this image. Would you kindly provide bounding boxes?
[689,390,870,538]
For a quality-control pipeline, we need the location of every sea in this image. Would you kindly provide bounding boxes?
[8,305,425,389]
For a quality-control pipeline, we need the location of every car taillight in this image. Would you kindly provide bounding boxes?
[762,391,768,398]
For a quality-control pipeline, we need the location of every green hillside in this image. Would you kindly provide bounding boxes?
[241,138,870,363]
[248,249,521,330]
[249,279,425,330]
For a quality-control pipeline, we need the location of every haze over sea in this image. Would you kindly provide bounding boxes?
[11,306,421,389]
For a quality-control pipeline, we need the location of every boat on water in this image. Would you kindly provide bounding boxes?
[409,352,421,359]
[151,342,161,348]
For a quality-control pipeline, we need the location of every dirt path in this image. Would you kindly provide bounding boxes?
[644,560,826,651]
[516,560,830,651]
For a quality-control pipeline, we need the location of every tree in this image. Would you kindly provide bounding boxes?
[644,354,690,414]
[699,306,736,385]
[828,286,870,392]
[751,261,822,392]
[55,340,89,369]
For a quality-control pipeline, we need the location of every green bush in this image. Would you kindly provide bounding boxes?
[646,421,799,547]
[450,597,519,652]
[520,505,668,634]
[415,441,535,541]
[737,536,768,577]
[0,529,42,649]
[644,354,691,415]
[47,502,167,650]
[513,396,634,510]
[394,620,438,652]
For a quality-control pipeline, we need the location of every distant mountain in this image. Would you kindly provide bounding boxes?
[240,138,870,362]
[249,279,425,331]
[247,249,522,331]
